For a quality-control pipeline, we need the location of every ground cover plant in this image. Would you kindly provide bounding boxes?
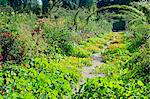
[0,0,150,98]
[75,32,150,98]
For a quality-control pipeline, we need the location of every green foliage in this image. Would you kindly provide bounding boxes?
[0,13,39,63]
[69,32,113,58]
[62,0,80,9]
[0,6,14,14]
[0,57,80,98]
[75,32,150,98]
[0,1,150,98]
[25,0,43,14]
[125,24,150,82]
[43,23,75,55]
[0,0,7,6]
[7,0,42,14]
[92,3,149,26]
[0,9,112,62]
[131,1,150,23]
[62,0,96,9]
[127,24,150,52]
[80,0,96,8]
[75,78,150,98]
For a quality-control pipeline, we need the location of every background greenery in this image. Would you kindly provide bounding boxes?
[0,0,150,98]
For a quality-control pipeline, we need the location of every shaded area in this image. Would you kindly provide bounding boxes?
[112,19,127,32]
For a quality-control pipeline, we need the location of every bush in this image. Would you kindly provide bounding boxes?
[125,37,150,83]
[43,22,75,55]
[127,24,150,52]
[0,13,45,63]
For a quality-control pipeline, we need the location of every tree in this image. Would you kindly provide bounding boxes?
[80,0,96,8]
[42,0,48,14]
[62,0,96,9]
[0,0,8,6]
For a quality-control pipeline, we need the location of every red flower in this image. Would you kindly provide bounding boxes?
[38,19,43,23]
[31,29,41,36]
[3,32,12,37]
[34,29,40,33]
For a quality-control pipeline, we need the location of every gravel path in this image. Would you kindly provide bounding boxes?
[73,39,113,93]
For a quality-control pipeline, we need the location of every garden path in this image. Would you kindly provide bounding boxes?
[73,36,114,93]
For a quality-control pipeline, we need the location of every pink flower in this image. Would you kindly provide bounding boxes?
[0,54,3,61]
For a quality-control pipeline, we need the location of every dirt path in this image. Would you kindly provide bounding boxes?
[82,40,113,78]
[73,39,114,93]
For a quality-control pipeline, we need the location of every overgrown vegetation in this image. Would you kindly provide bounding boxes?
[0,0,150,98]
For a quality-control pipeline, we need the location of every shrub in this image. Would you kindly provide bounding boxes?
[0,13,46,63]
[127,24,150,52]
[43,22,75,55]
